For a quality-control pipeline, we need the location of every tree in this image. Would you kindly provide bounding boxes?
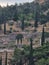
[34,10,38,28]
[0,57,2,65]
[41,26,45,46]
[5,51,8,65]
[29,38,34,65]
[47,12,49,21]
[4,21,6,34]
[21,16,25,31]
[23,3,30,15]
[16,34,23,47]
[0,6,3,30]
[10,27,12,33]
[2,8,7,34]
[19,58,23,65]
[0,14,2,30]
[13,10,18,21]
[40,13,47,24]
[34,2,40,31]
[13,47,25,64]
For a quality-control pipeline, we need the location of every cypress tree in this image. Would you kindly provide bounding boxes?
[5,51,7,65]
[29,38,34,65]
[21,16,25,31]
[16,35,19,47]
[34,2,39,28]
[0,25,2,30]
[0,57,2,65]
[41,26,45,46]
[19,59,23,65]
[34,2,40,31]
[34,11,38,28]
[2,9,7,34]
[4,21,6,34]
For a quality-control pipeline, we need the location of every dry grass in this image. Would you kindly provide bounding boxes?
[1,21,49,34]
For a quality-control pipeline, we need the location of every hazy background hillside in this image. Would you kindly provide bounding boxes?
[0,0,49,24]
